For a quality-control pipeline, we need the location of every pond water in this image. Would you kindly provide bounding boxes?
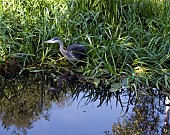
[26,93,125,135]
[0,72,169,135]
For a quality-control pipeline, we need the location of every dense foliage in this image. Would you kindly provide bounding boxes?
[0,0,169,92]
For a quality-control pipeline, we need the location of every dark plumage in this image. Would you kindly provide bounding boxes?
[67,44,86,60]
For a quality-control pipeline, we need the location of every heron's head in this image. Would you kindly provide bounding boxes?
[44,37,63,45]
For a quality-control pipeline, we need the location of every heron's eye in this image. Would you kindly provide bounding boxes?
[53,37,59,40]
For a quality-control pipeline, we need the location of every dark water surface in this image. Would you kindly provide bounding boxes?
[0,73,168,135]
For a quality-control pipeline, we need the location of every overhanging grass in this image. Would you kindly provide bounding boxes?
[0,0,169,91]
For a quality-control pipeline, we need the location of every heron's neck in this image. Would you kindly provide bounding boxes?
[59,42,75,60]
[59,43,69,56]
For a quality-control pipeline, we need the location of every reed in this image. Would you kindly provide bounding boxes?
[0,0,169,92]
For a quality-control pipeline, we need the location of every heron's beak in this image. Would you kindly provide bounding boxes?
[44,39,58,43]
[44,37,61,43]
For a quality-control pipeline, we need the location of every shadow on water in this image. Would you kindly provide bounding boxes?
[0,70,169,135]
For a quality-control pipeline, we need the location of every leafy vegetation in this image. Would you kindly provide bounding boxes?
[0,0,169,92]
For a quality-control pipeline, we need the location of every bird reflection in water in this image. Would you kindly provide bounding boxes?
[45,71,79,100]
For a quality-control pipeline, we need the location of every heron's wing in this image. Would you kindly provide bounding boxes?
[67,44,87,60]
[67,44,85,51]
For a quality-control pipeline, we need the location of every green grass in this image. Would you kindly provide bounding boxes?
[0,0,169,92]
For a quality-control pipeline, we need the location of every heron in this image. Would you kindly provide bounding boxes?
[44,37,87,62]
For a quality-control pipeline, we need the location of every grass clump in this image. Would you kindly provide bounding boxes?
[0,0,169,92]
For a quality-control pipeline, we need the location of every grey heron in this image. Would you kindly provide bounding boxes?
[44,37,87,62]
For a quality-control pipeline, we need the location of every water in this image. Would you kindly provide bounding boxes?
[0,73,168,135]
[0,92,127,135]
[28,94,124,135]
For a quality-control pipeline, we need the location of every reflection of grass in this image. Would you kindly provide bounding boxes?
[0,73,74,134]
[0,0,169,92]
[112,94,163,135]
